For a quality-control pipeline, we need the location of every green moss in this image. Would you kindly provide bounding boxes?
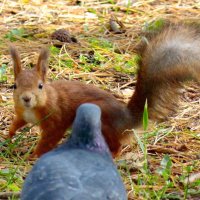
[144,18,166,32]
[88,38,113,49]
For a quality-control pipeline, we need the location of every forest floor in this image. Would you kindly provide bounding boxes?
[0,0,200,199]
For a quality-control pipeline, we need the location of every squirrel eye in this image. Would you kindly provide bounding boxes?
[38,83,43,89]
[13,83,17,89]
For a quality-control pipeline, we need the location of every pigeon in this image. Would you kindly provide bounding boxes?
[21,103,127,200]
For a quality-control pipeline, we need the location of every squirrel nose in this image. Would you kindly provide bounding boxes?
[23,96,31,103]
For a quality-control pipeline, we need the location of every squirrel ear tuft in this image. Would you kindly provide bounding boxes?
[10,46,22,80]
[35,48,49,81]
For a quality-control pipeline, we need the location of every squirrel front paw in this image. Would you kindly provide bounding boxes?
[8,129,16,138]
[28,153,37,161]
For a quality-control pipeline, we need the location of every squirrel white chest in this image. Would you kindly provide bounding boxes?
[23,109,38,124]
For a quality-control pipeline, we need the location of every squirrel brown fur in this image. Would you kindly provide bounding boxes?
[9,24,200,158]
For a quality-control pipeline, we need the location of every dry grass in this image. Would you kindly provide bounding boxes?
[0,0,200,199]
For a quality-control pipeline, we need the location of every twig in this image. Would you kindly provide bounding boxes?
[0,192,20,199]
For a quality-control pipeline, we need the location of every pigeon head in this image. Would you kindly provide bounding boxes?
[66,103,110,154]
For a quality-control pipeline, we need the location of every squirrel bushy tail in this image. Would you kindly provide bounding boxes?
[128,24,200,126]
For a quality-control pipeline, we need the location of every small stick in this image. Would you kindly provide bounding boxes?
[0,192,20,199]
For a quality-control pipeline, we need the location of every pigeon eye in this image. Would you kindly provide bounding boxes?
[38,83,43,89]
[13,83,17,89]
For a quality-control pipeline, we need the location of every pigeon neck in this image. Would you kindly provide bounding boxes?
[67,122,110,155]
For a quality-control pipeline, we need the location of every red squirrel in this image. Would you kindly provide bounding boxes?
[9,24,200,158]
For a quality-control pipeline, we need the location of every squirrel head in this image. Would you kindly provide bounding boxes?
[10,47,49,109]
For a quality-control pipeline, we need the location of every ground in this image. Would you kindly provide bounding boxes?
[0,0,200,199]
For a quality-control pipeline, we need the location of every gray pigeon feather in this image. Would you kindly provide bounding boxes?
[21,103,127,200]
